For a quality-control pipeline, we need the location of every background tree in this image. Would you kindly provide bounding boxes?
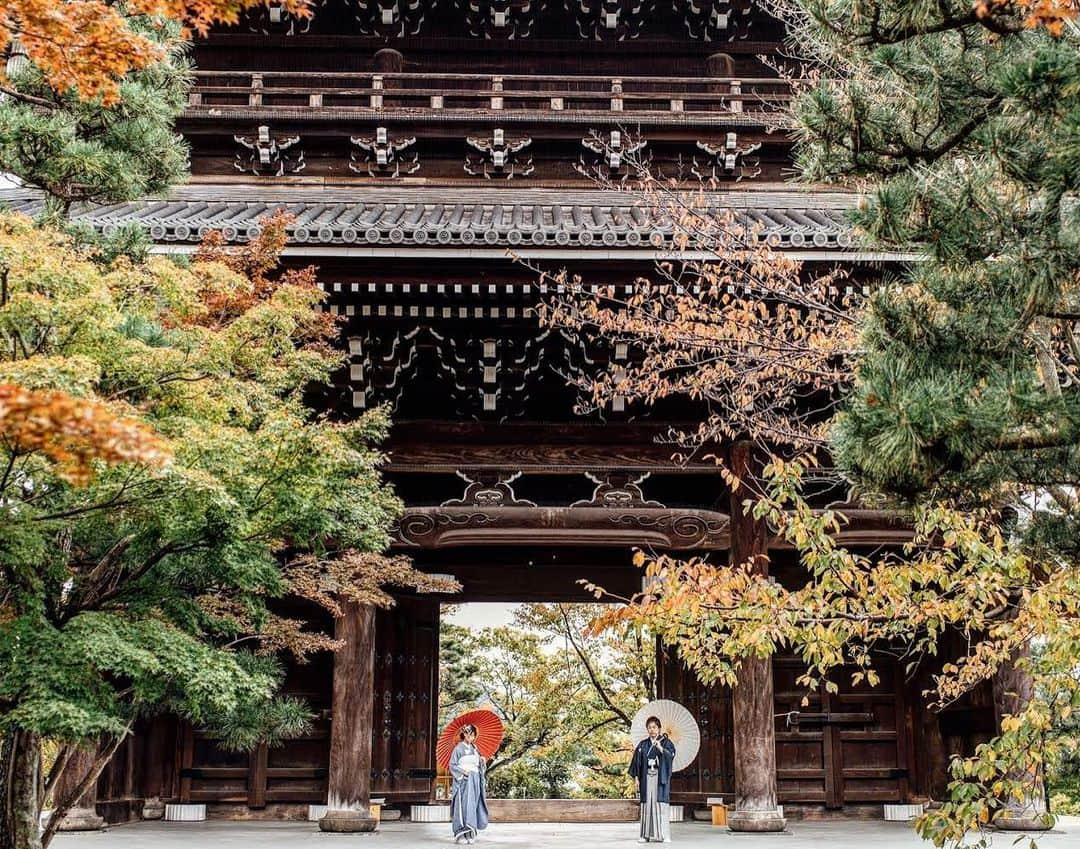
[537,155,857,457]
[0,212,452,849]
[438,605,651,799]
[438,621,485,721]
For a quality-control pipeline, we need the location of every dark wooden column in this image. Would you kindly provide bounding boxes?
[993,644,1050,831]
[727,441,786,833]
[52,746,105,831]
[319,600,378,833]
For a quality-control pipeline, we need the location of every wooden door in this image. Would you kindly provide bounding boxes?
[178,596,440,808]
[656,641,735,805]
[371,597,440,802]
[774,657,912,807]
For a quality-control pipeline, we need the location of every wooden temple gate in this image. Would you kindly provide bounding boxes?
[166,455,929,819]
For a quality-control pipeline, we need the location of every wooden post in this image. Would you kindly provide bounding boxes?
[993,644,1050,831]
[727,441,786,833]
[319,600,378,833]
[52,745,105,832]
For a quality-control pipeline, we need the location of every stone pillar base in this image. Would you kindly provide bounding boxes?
[996,813,1053,832]
[319,809,378,833]
[56,806,105,832]
[141,796,166,820]
[728,809,787,833]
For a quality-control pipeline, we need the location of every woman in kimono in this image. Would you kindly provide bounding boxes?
[629,716,675,843]
[449,724,489,844]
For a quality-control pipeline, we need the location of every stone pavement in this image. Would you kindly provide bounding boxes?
[50,817,1080,848]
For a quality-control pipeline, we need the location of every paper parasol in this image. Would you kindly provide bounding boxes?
[631,699,701,772]
[436,709,504,770]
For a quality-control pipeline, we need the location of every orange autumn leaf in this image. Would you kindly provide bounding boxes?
[0,382,169,484]
[974,0,1079,34]
[1,0,312,104]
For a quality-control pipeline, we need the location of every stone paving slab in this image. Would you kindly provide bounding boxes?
[51,817,1080,849]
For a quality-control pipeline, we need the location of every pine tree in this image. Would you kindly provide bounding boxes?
[786,3,1080,509]
[788,0,1080,838]
[0,23,190,216]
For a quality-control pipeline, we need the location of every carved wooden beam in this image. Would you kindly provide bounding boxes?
[392,506,731,549]
[767,506,915,548]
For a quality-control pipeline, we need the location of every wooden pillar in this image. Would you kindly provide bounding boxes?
[993,644,1050,831]
[319,601,379,833]
[727,441,786,833]
[52,745,105,831]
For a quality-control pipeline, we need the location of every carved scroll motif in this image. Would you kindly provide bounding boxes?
[465,129,534,179]
[571,472,663,508]
[234,126,305,177]
[568,0,653,39]
[350,127,420,177]
[579,129,648,179]
[244,0,316,34]
[691,133,761,182]
[354,0,431,36]
[443,471,537,507]
[678,0,754,41]
[457,0,543,38]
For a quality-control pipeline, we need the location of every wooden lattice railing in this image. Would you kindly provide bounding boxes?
[187,71,792,117]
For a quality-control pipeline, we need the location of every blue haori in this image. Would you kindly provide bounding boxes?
[450,742,489,843]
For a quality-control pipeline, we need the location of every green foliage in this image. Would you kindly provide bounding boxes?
[0,23,190,214]
[785,2,1080,843]
[0,212,426,844]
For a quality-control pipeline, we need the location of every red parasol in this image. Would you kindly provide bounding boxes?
[436,709,504,770]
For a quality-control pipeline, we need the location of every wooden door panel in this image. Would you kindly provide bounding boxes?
[774,657,911,806]
[656,641,735,804]
[371,597,439,802]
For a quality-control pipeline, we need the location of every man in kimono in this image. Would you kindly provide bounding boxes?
[449,724,489,844]
[629,716,675,843]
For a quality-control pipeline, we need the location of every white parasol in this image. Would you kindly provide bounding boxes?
[630,699,700,772]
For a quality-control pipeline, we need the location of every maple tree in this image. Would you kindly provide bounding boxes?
[0,383,168,484]
[544,2,1080,844]
[537,152,858,458]
[0,0,309,105]
[0,212,452,849]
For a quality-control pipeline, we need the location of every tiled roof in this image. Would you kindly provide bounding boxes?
[0,184,863,252]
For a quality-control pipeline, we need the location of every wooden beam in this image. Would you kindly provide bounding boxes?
[393,506,730,550]
[247,743,268,809]
[319,601,378,833]
[727,440,786,833]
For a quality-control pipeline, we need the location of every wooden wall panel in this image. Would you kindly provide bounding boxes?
[372,597,440,802]
[657,641,735,805]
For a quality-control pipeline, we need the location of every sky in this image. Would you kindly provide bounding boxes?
[443,602,522,630]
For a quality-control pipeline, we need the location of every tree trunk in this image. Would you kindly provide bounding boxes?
[993,644,1050,831]
[726,441,786,833]
[3,731,43,849]
[319,600,378,833]
[48,745,104,833]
